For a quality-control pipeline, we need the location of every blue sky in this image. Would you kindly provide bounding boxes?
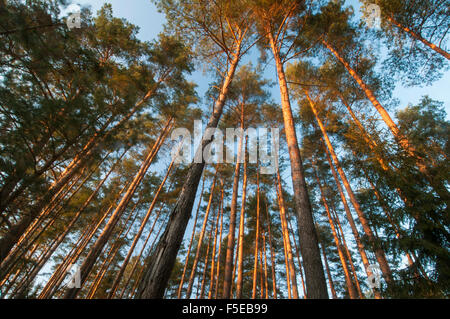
[53,0,447,296]
[76,0,450,120]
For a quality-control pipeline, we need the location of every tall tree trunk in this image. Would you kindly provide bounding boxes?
[136,42,242,298]
[323,40,449,202]
[214,185,225,299]
[264,202,277,299]
[236,137,248,299]
[328,203,364,299]
[286,218,307,298]
[200,209,217,299]
[118,202,167,299]
[86,200,141,299]
[252,167,261,299]
[275,164,299,299]
[208,198,222,299]
[306,91,393,287]
[318,235,337,299]
[314,167,358,299]
[262,229,269,299]
[386,15,450,59]
[268,32,328,299]
[223,122,244,298]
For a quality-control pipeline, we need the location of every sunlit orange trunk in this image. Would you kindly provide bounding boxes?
[275,187,292,299]
[264,203,278,299]
[268,30,328,300]
[274,172,299,299]
[323,40,449,202]
[236,137,248,299]
[252,168,261,299]
[386,15,450,60]
[186,170,218,298]
[314,167,358,299]
[306,91,393,287]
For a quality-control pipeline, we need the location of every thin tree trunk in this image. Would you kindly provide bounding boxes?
[306,91,393,287]
[185,170,218,298]
[262,229,269,299]
[318,236,337,299]
[214,185,225,299]
[275,164,299,299]
[63,119,172,299]
[236,137,248,299]
[286,218,307,298]
[328,203,364,299]
[177,174,206,298]
[386,15,450,59]
[264,201,277,299]
[199,210,216,299]
[321,139,381,299]
[208,198,222,299]
[323,40,449,202]
[223,122,244,299]
[252,167,261,299]
[314,167,358,299]
[86,200,141,299]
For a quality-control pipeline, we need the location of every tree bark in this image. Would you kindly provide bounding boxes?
[314,167,358,299]
[323,40,450,203]
[186,171,218,298]
[306,91,393,287]
[386,15,450,60]
[268,32,328,299]
[136,42,242,298]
